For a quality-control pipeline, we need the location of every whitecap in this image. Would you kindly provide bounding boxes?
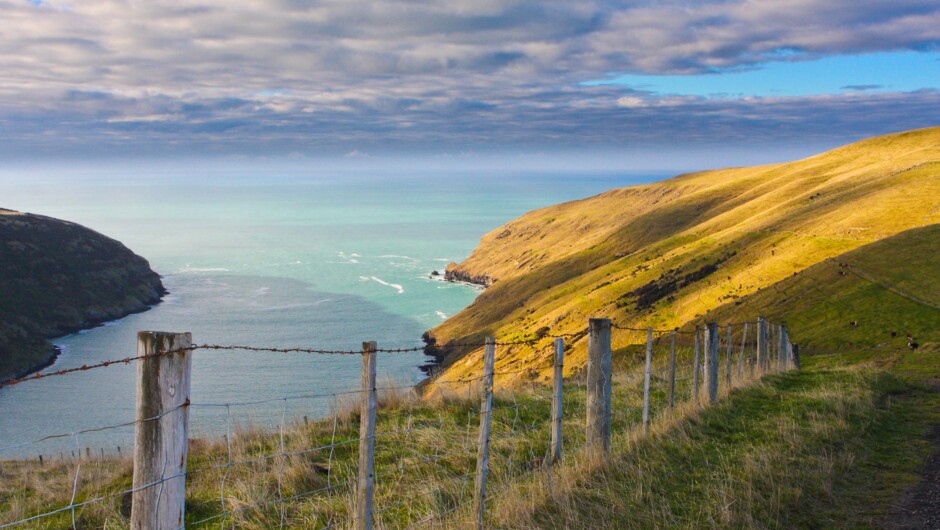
[432,258,451,262]
[255,299,333,311]
[378,254,418,261]
[436,311,448,320]
[178,266,231,273]
[370,276,404,294]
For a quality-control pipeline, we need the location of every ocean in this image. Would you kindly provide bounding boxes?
[0,165,662,458]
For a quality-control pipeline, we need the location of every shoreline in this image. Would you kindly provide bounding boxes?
[0,291,166,385]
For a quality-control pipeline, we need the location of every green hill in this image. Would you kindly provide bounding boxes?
[427,127,940,385]
[0,209,166,381]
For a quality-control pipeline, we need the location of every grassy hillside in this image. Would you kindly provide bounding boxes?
[702,224,940,356]
[429,127,940,385]
[0,209,166,381]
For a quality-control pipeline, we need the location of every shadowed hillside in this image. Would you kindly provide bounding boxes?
[428,127,940,385]
[0,209,166,381]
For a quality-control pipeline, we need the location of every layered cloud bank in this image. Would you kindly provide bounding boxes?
[2,0,938,159]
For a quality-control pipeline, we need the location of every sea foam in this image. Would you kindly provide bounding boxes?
[370,276,404,294]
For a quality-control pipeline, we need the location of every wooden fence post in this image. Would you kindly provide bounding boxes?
[586,318,612,454]
[642,328,653,434]
[726,324,733,388]
[358,341,377,530]
[551,338,564,464]
[777,325,782,368]
[780,324,789,370]
[692,326,702,400]
[473,338,496,529]
[705,323,719,404]
[767,322,774,371]
[131,331,192,530]
[738,322,748,378]
[757,317,768,373]
[669,331,677,409]
[793,344,801,370]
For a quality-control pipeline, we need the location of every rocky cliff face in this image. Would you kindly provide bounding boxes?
[0,209,166,381]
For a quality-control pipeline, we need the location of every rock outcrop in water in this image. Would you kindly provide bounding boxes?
[0,208,166,382]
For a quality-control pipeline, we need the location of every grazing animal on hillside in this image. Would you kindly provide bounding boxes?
[850,321,859,327]
[908,342,920,350]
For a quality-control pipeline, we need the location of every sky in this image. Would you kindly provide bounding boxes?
[1,0,939,169]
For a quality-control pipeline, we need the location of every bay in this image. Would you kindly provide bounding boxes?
[0,165,664,457]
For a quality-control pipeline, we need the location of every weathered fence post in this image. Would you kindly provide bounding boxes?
[551,337,564,464]
[586,318,612,454]
[669,331,677,409]
[131,331,192,530]
[705,323,720,404]
[692,326,702,400]
[726,324,733,388]
[358,341,377,530]
[473,338,496,529]
[793,344,801,370]
[770,324,782,371]
[780,324,789,371]
[767,322,775,371]
[642,328,653,434]
[738,322,748,378]
[757,317,768,373]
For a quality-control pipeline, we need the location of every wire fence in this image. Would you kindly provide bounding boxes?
[0,317,796,529]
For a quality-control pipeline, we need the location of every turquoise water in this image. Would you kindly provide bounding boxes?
[0,166,662,458]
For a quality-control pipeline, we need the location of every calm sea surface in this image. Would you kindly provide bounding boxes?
[0,166,662,458]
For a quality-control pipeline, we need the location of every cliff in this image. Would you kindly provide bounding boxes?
[0,209,166,381]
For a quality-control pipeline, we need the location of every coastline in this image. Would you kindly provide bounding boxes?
[418,269,488,375]
[0,289,166,385]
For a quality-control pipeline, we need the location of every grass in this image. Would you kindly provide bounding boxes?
[488,362,939,529]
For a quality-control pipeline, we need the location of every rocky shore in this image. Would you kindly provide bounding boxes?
[443,263,495,287]
[0,209,166,382]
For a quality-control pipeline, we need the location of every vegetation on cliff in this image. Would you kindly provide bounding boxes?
[0,209,166,381]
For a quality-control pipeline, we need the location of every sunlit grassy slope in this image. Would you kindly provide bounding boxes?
[430,127,940,385]
[703,224,940,355]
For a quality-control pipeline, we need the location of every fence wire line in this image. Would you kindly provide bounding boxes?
[0,327,591,390]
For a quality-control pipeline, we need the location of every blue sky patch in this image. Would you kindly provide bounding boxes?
[584,52,940,98]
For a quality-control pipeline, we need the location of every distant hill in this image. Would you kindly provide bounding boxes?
[427,127,940,384]
[0,209,166,381]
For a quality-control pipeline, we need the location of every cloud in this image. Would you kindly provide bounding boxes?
[841,84,884,91]
[0,0,937,158]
